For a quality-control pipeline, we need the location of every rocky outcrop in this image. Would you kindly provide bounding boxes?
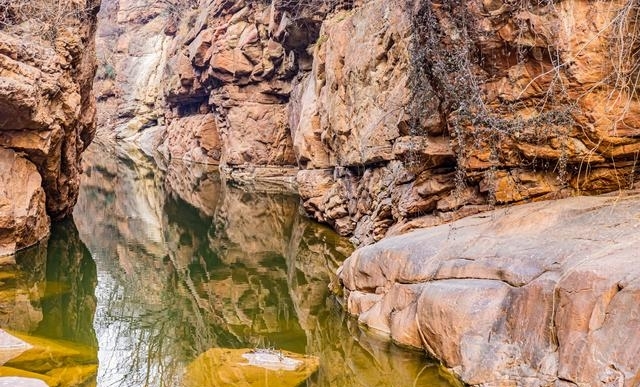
[0,0,100,254]
[289,0,640,244]
[94,0,174,142]
[338,193,640,386]
[110,0,639,246]
[161,0,320,168]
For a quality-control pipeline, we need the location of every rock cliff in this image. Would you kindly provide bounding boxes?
[95,1,640,385]
[0,0,100,255]
[98,0,640,245]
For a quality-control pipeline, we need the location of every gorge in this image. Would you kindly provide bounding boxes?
[1,0,640,386]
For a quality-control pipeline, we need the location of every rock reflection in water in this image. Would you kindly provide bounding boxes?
[0,220,98,386]
[74,143,458,387]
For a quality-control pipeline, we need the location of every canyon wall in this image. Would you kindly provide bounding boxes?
[97,0,640,246]
[90,1,640,385]
[0,0,101,255]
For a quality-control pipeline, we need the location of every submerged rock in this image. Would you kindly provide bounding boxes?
[0,377,48,387]
[339,192,640,386]
[183,348,319,387]
[241,349,304,371]
[0,330,32,366]
[0,330,97,386]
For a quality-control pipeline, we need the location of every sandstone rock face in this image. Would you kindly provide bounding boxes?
[161,0,314,168]
[94,0,173,140]
[0,0,100,254]
[289,0,640,245]
[159,113,221,163]
[100,0,640,245]
[339,193,640,386]
[0,150,49,256]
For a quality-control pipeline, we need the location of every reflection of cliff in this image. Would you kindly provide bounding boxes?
[74,144,456,386]
[0,219,98,386]
[33,220,98,348]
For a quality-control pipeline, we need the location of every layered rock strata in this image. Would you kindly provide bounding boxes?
[339,193,640,386]
[161,0,328,170]
[97,0,640,245]
[0,0,100,254]
[94,0,173,143]
[292,0,640,244]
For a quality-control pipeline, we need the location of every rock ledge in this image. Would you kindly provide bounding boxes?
[339,193,640,386]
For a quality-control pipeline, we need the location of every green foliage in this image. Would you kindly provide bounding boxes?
[97,63,116,80]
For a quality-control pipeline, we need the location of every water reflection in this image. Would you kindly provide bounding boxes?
[72,143,458,387]
[0,219,98,386]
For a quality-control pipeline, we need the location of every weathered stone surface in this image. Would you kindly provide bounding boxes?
[0,150,49,256]
[159,113,221,164]
[0,0,99,254]
[95,0,179,140]
[339,193,640,386]
[312,2,411,167]
[161,0,303,172]
[290,0,640,244]
[97,0,640,246]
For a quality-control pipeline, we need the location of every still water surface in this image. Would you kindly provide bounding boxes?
[1,144,459,387]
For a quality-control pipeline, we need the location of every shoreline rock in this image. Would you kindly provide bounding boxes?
[338,192,640,386]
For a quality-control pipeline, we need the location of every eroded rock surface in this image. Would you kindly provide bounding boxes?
[0,149,49,256]
[0,0,100,254]
[96,0,640,246]
[339,193,640,386]
[289,0,640,245]
[94,0,173,141]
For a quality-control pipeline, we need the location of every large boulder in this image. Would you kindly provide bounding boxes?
[339,193,640,386]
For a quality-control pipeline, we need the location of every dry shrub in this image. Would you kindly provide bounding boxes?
[0,0,91,40]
